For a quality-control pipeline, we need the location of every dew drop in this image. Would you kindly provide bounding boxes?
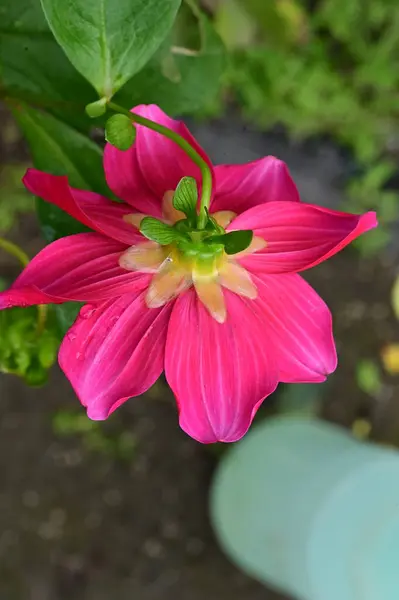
[80,305,95,319]
[75,352,84,361]
[67,332,76,342]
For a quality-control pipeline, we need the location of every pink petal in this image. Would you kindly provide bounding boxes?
[165,288,278,443]
[211,157,300,214]
[133,104,214,200]
[0,234,149,308]
[103,141,162,217]
[23,169,142,245]
[59,291,172,419]
[231,202,377,274]
[253,273,337,382]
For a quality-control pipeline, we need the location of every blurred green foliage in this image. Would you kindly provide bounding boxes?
[355,358,382,396]
[52,409,137,460]
[213,0,399,254]
[0,164,33,233]
[0,305,59,385]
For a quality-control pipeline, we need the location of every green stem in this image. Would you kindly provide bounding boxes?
[0,237,29,267]
[0,237,48,333]
[36,304,47,336]
[107,102,212,229]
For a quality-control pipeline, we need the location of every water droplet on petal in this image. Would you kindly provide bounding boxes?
[80,305,95,319]
[75,352,84,361]
[67,332,76,342]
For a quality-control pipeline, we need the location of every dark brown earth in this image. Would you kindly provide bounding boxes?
[0,107,398,600]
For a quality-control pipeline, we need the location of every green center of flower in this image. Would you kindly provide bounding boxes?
[139,176,254,263]
[119,177,265,323]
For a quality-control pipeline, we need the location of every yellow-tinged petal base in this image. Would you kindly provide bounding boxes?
[120,206,266,323]
[219,262,257,299]
[146,261,190,308]
[193,276,226,323]
[119,241,167,273]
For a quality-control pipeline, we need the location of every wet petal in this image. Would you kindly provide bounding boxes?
[59,291,172,419]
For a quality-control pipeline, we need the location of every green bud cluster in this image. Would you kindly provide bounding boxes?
[139,176,253,256]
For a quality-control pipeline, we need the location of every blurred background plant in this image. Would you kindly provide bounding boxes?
[205,0,399,255]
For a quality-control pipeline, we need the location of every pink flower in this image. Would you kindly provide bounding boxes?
[0,105,377,443]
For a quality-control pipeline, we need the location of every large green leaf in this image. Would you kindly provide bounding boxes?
[0,0,225,121]
[11,105,109,333]
[117,8,226,114]
[11,105,109,242]
[40,0,181,98]
[0,0,95,131]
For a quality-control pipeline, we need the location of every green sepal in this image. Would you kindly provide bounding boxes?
[207,230,253,255]
[85,98,107,118]
[172,177,198,223]
[140,217,187,245]
[105,114,136,151]
[174,218,192,233]
[202,207,224,234]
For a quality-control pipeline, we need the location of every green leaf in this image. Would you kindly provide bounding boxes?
[55,303,83,335]
[140,217,183,245]
[105,114,136,151]
[209,230,253,255]
[0,1,225,124]
[40,0,182,98]
[11,105,110,242]
[0,164,33,234]
[0,0,95,131]
[116,7,226,114]
[173,176,198,219]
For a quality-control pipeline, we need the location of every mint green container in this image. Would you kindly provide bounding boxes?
[211,417,399,600]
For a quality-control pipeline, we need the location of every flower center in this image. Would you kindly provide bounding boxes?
[119,192,266,323]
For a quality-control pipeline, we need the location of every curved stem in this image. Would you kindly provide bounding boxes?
[0,237,29,267]
[0,237,48,332]
[107,102,212,228]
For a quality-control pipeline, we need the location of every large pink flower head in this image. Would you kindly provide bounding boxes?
[0,105,377,443]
